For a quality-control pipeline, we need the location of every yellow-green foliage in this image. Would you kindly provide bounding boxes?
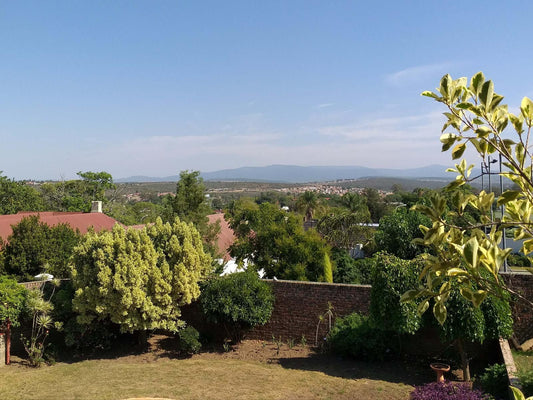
[323,253,333,283]
[71,217,211,333]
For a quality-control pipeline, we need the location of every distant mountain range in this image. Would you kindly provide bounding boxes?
[116,164,461,183]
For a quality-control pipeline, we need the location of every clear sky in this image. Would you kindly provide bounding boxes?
[2,1,532,180]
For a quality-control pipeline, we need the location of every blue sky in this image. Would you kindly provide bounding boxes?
[1,1,532,180]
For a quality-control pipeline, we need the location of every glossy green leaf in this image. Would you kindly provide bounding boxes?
[497,190,521,207]
[421,91,439,99]
[439,74,452,98]
[400,289,419,302]
[471,290,487,307]
[520,97,533,119]
[475,126,492,137]
[463,238,479,268]
[433,302,447,325]
[479,80,494,109]
[451,143,466,159]
[470,72,484,95]
[417,300,429,315]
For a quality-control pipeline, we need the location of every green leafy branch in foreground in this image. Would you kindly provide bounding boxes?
[401,72,533,324]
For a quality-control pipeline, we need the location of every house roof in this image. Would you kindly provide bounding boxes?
[207,213,236,261]
[0,211,121,241]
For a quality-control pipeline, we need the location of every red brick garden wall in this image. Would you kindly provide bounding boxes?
[181,279,372,343]
[246,280,371,343]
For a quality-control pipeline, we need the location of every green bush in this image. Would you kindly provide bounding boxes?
[518,368,533,397]
[327,312,390,361]
[331,248,363,284]
[200,270,274,342]
[507,253,531,268]
[478,363,508,400]
[178,326,201,355]
[0,275,27,328]
[51,281,119,354]
[370,252,424,335]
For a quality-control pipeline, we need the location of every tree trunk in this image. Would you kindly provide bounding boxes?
[137,330,148,347]
[457,338,470,381]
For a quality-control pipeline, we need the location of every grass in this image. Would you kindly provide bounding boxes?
[0,356,415,400]
[513,349,533,371]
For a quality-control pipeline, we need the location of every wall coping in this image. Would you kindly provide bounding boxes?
[499,338,522,394]
[261,279,371,288]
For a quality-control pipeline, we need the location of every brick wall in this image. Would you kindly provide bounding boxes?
[247,280,371,343]
[502,273,533,343]
[20,280,46,290]
[182,279,372,343]
[18,273,532,345]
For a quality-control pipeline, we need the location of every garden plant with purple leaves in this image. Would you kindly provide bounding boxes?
[410,382,489,400]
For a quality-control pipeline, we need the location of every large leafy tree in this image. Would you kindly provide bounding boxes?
[296,191,320,221]
[372,252,512,381]
[165,170,220,255]
[374,208,431,259]
[403,72,533,323]
[71,218,211,334]
[0,174,43,214]
[2,215,80,281]
[362,188,390,222]
[317,192,373,250]
[227,201,331,281]
[40,171,115,212]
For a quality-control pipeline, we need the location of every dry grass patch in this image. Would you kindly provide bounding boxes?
[0,338,424,400]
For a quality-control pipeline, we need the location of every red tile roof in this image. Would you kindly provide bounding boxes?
[207,213,236,261]
[0,211,120,241]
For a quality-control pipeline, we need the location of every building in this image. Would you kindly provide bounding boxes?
[0,201,120,241]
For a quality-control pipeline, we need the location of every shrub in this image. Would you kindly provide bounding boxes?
[478,363,508,400]
[410,382,490,400]
[370,252,424,335]
[327,312,390,361]
[0,275,27,328]
[51,281,120,354]
[200,270,274,342]
[331,248,364,284]
[178,326,201,355]
[518,368,533,397]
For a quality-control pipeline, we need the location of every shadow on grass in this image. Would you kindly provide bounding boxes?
[278,353,435,386]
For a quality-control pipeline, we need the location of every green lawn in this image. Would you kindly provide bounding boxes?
[0,356,416,400]
[513,349,533,371]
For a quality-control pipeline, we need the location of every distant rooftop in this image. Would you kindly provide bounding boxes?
[0,211,121,241]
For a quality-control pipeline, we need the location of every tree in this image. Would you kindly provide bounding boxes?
[171,170,209,222]
[374,208,431,259]
[0,275,27,364]
[2,216,80,281]
[362,188,390,222]
[228,201,332,281]
[436,285,513,381]
[402,72,533,323]
[107,201,164,226]
[370,252,425,335]
[40,171,115,212]
[372,253,512,382]
[317,192,373,250]
[167,170,220,255]
[296,191,320,221]
[0,174,43,214]
[71,218,212,334]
